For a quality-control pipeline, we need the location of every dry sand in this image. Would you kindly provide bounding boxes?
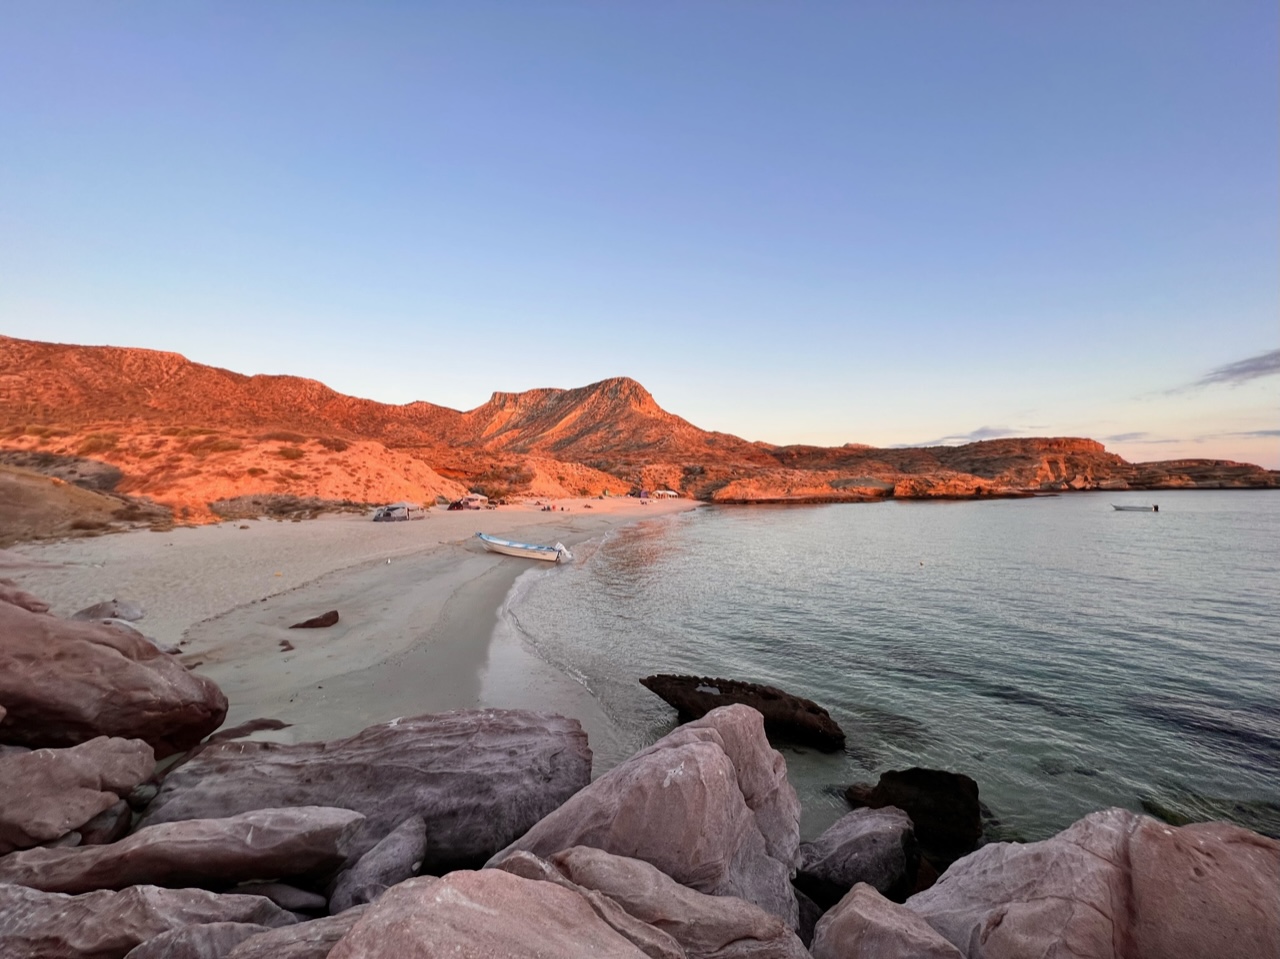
[6,497,699,753]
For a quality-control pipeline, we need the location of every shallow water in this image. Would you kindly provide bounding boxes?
[497,490,1280,840]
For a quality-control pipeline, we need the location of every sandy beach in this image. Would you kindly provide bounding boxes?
[4,497,699,754]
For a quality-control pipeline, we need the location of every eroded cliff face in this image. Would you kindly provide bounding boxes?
[1,334,1275,522]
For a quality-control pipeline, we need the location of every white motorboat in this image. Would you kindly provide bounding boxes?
[1111,504,1158,512]
[476,532,572,563]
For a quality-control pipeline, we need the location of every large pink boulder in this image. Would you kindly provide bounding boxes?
[327,870,660,958]
[0,600,226,757]
[0,806,364,894]
[811,884,962,959]
[907,807,1280,958]
[489,705,800,928]
[139,710,592,866]
[0,882,296,959]
[0,737,155,854]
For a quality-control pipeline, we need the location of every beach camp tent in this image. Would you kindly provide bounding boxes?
[461,493,489,510]
[652,489,679,498]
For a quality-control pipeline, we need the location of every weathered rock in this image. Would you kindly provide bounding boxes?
[845,768,981,866]
[204,718,292,745]
[550,845,810,959]
[73,599,145,622]
[139,710,591,868]
[0,600,227,757]
[233,882,328,912]
[328,815,426,914]
[796,807,919,907]
[0,806,364,894]
[794,887,823,948]
[490,705,800,928]
[641,674,845,751]
[0,579,50,613]
[124,922,270,959]
[812,884,962,959]
[289,610,339,629]
[0,882,295,959]
[79,799,134,846]
[96,619,181,655]
[907,807,1280,959]
[226,908,370,959]
[327,870,660,958]
[0,737,155,854]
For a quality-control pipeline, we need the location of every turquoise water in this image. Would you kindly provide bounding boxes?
[499,491,1280,840]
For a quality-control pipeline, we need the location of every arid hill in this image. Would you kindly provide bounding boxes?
[1,334,1275,528]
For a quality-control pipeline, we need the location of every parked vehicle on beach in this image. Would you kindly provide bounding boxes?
[372,502,428,521]
[476,532,572,563]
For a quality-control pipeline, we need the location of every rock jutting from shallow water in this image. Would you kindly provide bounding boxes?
[138,710,592,869]
[845,767,981,867]
[640,674,846,751]
[489,704,801,929]
[0,598,227,757]
[795,806,920,908]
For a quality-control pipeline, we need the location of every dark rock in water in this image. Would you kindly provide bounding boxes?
[907,807,1280,959]
[796,807,919,908]
[0,599,227,757]
[138,710,591,870]
[1140,788,1280,840]
[845,767,980,867]
[0,806,364,894]
[224,907,369,959]
[640,674,846,751]
[811,884,962,959]
[0,737,155,854]
[0,883,296,959]
[490,704,801,929]
[123,922,270,959]
[289,610,339,629]
[78,800,133,846]
[328,815,427,914]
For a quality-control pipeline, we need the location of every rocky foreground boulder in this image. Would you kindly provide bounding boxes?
[0,882,296,959]
[138,710,592,868]
[0,598,226,757]
[846,767,982,866]
[812,884,962,959]
[490,704,801,928]
[327,815,427,914]
[640,674,846,751]
[0,737,155,854]
[0,806,364,894]
[907,807,1280,958]
[796,806,919,907]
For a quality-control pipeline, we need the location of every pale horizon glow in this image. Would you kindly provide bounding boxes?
[2,3,1276,468]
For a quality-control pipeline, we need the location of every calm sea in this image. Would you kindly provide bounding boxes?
[498,490,1280,841]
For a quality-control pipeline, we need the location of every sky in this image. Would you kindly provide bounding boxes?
[2,2,1277,468]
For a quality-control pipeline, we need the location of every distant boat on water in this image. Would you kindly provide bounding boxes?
[476,532,572,563]
[1112,504,1158,512]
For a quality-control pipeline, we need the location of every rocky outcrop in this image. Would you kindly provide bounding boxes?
[138,710,592,868]
[907,807,1280,959]
[327,815,427,914]
[224,908,370,959]
[0,578,50,613]
[796,807,919,907]
[846,768,981,866]
[327,870,661,958]
[0,737,155,854]
[0,806,363,894]
[640,675,845,751]
[0,882,296,959]
[0,599,227,757]
[490,705,800,929]
[812,884,962,959]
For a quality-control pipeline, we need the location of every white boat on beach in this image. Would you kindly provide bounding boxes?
[1112,504,1158,512]
[476,532,572,563]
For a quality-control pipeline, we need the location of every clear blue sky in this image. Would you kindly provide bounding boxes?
[2,2,1276,467]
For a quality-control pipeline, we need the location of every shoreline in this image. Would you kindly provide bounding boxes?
[4,497,699,748]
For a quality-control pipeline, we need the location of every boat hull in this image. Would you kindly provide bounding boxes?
[476,533,571,563]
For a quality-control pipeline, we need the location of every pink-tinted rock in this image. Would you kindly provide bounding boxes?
[232,882,328,912]
[124,922,270,959]
[0,882,296,959]
[0,737,155,854]
[812,884,962,959]
[0,578,49,613]
[328,815,427,914]
[0,806,364,894]
[0,600,227,757]
[796,807,919,907]
[550,845,810,959]
[490,705,799,928]
[225,907,369,959]
[79,800,134,846]
[907,807,1280,959]
[327,870,659,958]
[139,711,591,868]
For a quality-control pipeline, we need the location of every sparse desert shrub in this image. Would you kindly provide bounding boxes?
[136,450,161,459]
[275,446,306,460]
[69,519,112,531]
[471,462,536,501]
[277,469,306,481]
[260,431,307,444]
[246,467,268,477]
[316,436,349,452]
[186,436,242,456]
[77,433,120,455]
[160,427,182,436]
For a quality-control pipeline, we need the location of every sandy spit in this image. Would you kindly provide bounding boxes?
[7,497,699,747]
